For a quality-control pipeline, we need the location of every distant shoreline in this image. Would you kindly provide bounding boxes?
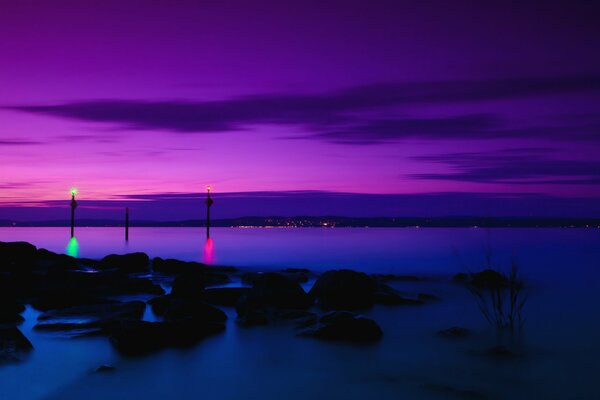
[2,216,599,228]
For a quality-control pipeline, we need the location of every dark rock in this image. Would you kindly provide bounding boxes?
[35,249,77,272]
[108,319,225,356]
[310,270,425,308]
[372,273,420,282]
[279,268,310,283]
[309,269,377,309]
[202,287,251,306]
[437,326,471,338]
[469,269,507,289]
[0,327,33,363]
[0,241,37,272]
[100,253,150,273]
[282,268,310,274]
[373,284,424,306]
[0,297,25,324]
[34,301,146,335]
[236,273,312,325]
[152,258,207,275]
[299,311,383,343]
[149,295,226,323]
[96,365,116,373]
[31,293,119,312]
[171,271,208,298]
[240,272,260,285]
[277,310,318,327]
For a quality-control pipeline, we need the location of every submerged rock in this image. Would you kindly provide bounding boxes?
[299,311,383,343]
[0,327,33,363]
[436,326,471,338]
[95,365,116,373]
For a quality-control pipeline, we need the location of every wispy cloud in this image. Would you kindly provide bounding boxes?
[0,138,43,146]
[8,75,600,144]
[411,148,600,184]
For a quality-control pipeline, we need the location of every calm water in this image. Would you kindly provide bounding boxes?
[1,228,599,399]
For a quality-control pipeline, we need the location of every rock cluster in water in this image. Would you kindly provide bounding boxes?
[1,240,437,359]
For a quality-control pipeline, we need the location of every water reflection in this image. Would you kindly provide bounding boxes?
[203,237,215,264]
[66,237,79,257]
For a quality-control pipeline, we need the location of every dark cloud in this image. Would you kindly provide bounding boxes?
[411,148,600,184]
[0,138,43,146]
[9,75,600,144]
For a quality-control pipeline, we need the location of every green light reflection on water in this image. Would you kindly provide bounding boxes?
[66,237,79,258]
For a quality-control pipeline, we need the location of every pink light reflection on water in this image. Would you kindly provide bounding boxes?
[203,237,215,264]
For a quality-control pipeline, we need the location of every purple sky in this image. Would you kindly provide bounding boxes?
[1,0,600,219]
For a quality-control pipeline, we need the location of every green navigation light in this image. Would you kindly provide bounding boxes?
[66,237,79,258]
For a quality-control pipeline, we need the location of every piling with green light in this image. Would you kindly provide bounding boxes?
[205,185,214,238]
[70,188,78,238]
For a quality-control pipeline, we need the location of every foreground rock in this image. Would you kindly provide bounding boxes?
[34,301,146,335]
[109,319,225,356]
[0,297,25,324]
[299,311,383,343]
[149,295,227,323]
[310,269,422,310]
[99,253,150,273]
[202,287,251,306]
[153,258,235,279]
[0,327,33,363]
[236,273,312,326]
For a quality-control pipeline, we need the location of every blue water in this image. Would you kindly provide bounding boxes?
[1,228,599,399]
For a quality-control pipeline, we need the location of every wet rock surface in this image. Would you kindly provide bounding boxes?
[299,311,383,343]
[34,301,146,335]
[99,253,150,273]
[236,272,312,326]
[310,269,422,309]
[108,319,225,356]
[0,327,33,363]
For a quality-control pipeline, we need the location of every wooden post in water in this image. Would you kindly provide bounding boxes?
[205,185,214,238]
[70,189,78,238]
[125,207,129,241]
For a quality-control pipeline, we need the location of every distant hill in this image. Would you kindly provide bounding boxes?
[1,216,599,228]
